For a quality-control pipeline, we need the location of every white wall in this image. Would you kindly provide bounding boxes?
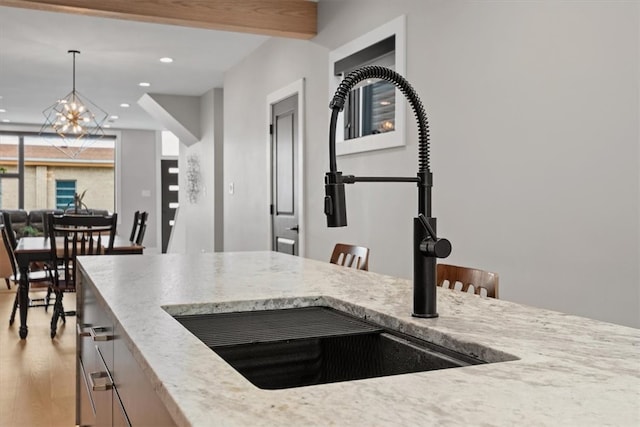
[223,0,639,328]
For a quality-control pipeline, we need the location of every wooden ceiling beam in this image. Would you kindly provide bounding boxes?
[0,0,317,39]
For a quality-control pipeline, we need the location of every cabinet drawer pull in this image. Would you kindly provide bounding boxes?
[77,323,91,338]
[90,326,114,341]
[89,371,113,391]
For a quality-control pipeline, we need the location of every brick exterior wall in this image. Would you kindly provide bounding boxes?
[0,140,115,211]
[1,165,114,211]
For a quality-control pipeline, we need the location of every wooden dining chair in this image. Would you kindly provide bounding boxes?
[129,211,148,245]
[330,243,370,271]
[47,213,117,338]
[436,263,499,298]
[1,225,52,326]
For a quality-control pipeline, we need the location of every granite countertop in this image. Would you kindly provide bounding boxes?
[77,252,639,426]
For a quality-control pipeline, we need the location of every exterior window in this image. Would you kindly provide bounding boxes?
[0,131,115,211]
[56,180,76,210]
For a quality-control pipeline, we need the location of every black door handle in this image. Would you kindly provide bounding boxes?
[287,226,299,232]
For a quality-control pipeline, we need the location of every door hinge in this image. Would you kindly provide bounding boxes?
[269,124,273,135]
[270,204,274,215]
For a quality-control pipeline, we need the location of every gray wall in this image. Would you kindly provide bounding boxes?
[223,0,639,328]
[140,89,224,255]
[169,88,224,254]
[118,129,159,251]
[185,88,222,253]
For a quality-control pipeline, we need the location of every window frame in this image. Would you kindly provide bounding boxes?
[0,128,117,212]
[55,179,77,210]
[328,15,406,156]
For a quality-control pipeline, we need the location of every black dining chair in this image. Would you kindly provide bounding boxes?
[47,213,117,338]
[1,225,52,326]
[1,211,18,250]
[129,211,148,245]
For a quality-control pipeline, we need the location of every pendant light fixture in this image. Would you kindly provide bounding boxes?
[41,49,109,159]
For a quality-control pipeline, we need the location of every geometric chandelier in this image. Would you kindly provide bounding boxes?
[40,50,109,159]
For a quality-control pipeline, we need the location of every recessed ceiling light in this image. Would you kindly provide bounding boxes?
[0,109,6,113]
[1,119,10,123]
[120,103,130,108]
[110,115,119,120]
[160,57,173,63]
[139,82,151,87]
[104,124,111,128]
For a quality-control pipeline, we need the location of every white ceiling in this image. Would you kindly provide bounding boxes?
[0,6,269,130]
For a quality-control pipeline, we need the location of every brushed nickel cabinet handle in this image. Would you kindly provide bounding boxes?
[76,323,91,338]
[90,326,114,341]
[89,371,113,391]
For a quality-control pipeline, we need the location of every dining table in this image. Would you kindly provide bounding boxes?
[14,235,144,339]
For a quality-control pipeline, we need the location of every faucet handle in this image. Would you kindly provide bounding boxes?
[418,214,452,258]
[417,214,437,240]
[420,237,452,259]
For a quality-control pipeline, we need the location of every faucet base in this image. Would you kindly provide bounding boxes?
[413,217,439,318]
[411,312,439,319]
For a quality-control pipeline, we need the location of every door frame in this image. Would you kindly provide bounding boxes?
[266,79,305,257]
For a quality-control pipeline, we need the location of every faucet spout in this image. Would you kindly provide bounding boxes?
[324,66,451,318]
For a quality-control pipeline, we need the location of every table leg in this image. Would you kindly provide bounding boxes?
[18,265,29,339]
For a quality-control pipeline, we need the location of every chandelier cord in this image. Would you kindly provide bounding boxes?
[69,50,79,99]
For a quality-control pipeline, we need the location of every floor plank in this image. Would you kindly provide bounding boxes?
[0,288,75,426]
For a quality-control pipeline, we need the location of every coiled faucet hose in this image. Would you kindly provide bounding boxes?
[329,65,431,173]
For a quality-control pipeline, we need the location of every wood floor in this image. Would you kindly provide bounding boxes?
[0,287,76,426]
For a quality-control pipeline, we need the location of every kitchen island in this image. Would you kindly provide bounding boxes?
[76,252,639,426]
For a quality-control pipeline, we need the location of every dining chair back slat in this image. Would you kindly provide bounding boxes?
[330,243,370,271]
[47,213,117,338]
[136,212,148,245]
[129,211,148,245]
[129,211,140,242]
[436,263,499,298]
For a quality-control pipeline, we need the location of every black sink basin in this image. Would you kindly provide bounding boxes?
[173,307,485,390]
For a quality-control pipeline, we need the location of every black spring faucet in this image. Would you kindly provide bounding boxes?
[324,66,452,318]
